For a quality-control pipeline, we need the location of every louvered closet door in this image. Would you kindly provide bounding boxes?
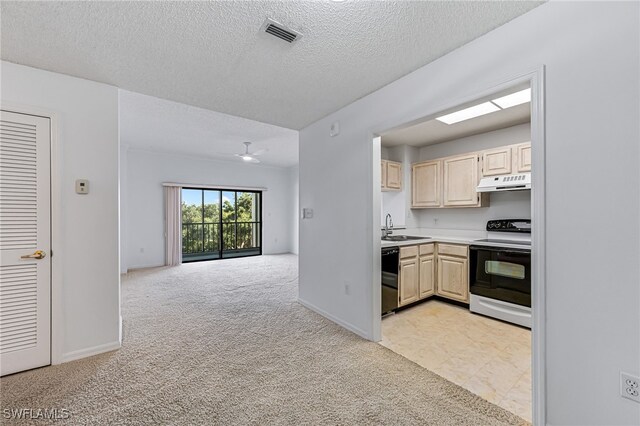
[0,110,51,376]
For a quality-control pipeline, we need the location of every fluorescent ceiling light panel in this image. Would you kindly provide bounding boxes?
[436,102,500,125]
[492,88,531,109]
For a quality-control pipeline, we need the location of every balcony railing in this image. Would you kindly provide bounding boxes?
[182,222,260,255]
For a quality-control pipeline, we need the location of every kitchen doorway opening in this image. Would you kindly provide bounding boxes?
[370,70,545,424]
[181,187,262,262]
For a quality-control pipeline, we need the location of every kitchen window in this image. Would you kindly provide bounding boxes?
[181,188,262,262]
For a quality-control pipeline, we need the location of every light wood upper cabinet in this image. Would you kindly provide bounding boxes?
[412,161,441,207]
[386,161,402,190]
[399,257,419,306]
[436,244,469,303]
[443,154,480,207]
[482,147,512,176]
[413,155,485,209]
[412,142,531,208]
[381,160,402,191]
[515,143,532,172]
[479,142,532,177]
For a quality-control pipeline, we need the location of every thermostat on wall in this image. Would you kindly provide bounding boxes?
[75,179,89,194]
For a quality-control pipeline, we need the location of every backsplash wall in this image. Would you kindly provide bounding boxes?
[417,190,531,230]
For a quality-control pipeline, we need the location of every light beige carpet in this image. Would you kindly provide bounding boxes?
[0,254,528,425]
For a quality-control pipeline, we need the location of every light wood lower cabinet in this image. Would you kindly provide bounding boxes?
[419,254,435,298]
[399,257,419,306]
[436,244,469,303]
[396,242,468,307]
[399,244,433,306]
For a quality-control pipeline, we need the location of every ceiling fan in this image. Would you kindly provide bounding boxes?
[232,142,267,163]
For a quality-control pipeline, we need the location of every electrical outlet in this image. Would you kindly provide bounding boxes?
[621,372,640,403]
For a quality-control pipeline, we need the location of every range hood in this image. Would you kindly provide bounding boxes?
[477,173,531,193]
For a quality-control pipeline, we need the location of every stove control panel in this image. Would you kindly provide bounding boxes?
[486,219,531,233]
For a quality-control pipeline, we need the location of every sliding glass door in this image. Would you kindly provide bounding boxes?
[182,188,262,262]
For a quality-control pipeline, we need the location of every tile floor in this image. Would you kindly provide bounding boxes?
[380,300,532,423]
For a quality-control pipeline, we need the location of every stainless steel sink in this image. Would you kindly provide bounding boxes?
[381,235,430,242]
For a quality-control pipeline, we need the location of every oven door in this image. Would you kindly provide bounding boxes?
[469,246,531,307]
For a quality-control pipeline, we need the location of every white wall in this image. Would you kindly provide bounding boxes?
[381,147,404,228]
[381,191,405,228]
[418,122,531,160]
[381,145,420,229]
[289,166,299,255]
[1,61,121,360]
[417,123,532,230]
[120,144,129,273]
[125,149,295,269]
[418,190,531,230]
[299,3,639,425]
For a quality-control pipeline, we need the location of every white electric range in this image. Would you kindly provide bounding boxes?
[469,219,532,328]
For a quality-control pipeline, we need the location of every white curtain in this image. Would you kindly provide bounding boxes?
[165,186,182,266]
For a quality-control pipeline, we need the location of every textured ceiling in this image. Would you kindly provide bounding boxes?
[119,90,298,168]
[1,1,543,130]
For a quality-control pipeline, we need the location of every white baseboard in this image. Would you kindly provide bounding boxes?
[59,341,121,364]
[297,297,372,340]
[127,263,165,271]
[262,250,293,255]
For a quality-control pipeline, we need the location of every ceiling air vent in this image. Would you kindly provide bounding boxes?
[261,18,302,44]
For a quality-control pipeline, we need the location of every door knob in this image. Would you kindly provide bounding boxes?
[21,250,46,260]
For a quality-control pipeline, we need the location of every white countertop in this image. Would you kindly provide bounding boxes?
[380,228,531,249]
[381,235,476,248]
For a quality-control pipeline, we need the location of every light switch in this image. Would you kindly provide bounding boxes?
[75,179,89,194]
[302,208,313,219]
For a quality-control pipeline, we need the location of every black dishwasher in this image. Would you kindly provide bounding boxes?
[381,247,399,315]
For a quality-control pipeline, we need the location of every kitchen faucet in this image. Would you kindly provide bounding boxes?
[383,213,394,238]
